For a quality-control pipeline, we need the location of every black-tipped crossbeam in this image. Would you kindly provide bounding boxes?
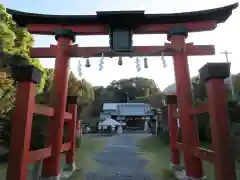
[164,94,178,104]
[67,96,78,104]
[199,62,230,82]
[167,26,188,40]
[55,29,76,43]
[13,65,43,84]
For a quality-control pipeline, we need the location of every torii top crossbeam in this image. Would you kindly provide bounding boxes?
[7,3,238,35]
[6,3,238,58]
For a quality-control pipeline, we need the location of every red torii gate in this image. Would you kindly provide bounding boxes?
[165,62,237,180]
[6,3,238,180]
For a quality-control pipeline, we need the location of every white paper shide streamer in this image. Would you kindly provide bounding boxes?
[135,57,141,72]
[77,59,82,77]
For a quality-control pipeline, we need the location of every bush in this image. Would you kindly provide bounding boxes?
[195,113,211,141]
[76,136,81,148]
[160,131,170,145]
[1,109,14,149]
[30,114,49,150]
[1,109,49,150]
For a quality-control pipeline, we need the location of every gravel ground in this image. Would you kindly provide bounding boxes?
[85,132,153,180]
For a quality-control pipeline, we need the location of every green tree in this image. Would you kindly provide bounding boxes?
[43,68,54,93]
[0,4,46,92]
[0,4,47,150]
[106,77,159,102]
[88,77,162,117]
[67,72,95,119]
[67,72,94,104]
[88,86,114,117]
[147,92,164,108]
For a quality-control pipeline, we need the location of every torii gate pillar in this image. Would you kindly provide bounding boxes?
[165,94,180,169]
[41,29,76,180]
[168,27,204,178]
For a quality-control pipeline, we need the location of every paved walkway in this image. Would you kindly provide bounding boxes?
[85,132,153,180]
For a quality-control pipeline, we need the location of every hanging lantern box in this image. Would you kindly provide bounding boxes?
[109,27,133,52]
[96,11,142,52]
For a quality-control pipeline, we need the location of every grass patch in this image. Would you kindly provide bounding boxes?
[0,163,6,179]
[61,135,105,180]
[0,135,105,180]
[75,135,104,173]
[137,136,240,180]
[59,135,105,180]
[137,136,178,180]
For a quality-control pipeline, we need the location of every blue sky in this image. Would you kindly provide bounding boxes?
[1,0,240,90]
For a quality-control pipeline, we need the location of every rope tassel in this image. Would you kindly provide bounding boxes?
[118,57,123,66]
[85,58,91,67]
[144,57,148,68]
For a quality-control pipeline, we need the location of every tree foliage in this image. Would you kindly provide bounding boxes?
[0,4,46,96]
[68,72,95,105]
[87,77,163,118]
[106,77,159,102]
[190,74,240,141]
[0,5,48,150]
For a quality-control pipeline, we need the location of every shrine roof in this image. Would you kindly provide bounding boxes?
[7,3,238,27]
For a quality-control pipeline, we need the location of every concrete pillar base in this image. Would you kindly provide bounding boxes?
[63,162,76,171]
[170,163,184,171]
[40,175,60,180]
[169,163,206,180]
[60,162,77,179]
[185,176,206,180]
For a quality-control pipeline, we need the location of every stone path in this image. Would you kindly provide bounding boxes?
[85,132,153,180]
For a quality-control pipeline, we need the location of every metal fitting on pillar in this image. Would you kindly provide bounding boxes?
[55,29,76,43]
[198,62,230,82]
[167,26,188,41]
